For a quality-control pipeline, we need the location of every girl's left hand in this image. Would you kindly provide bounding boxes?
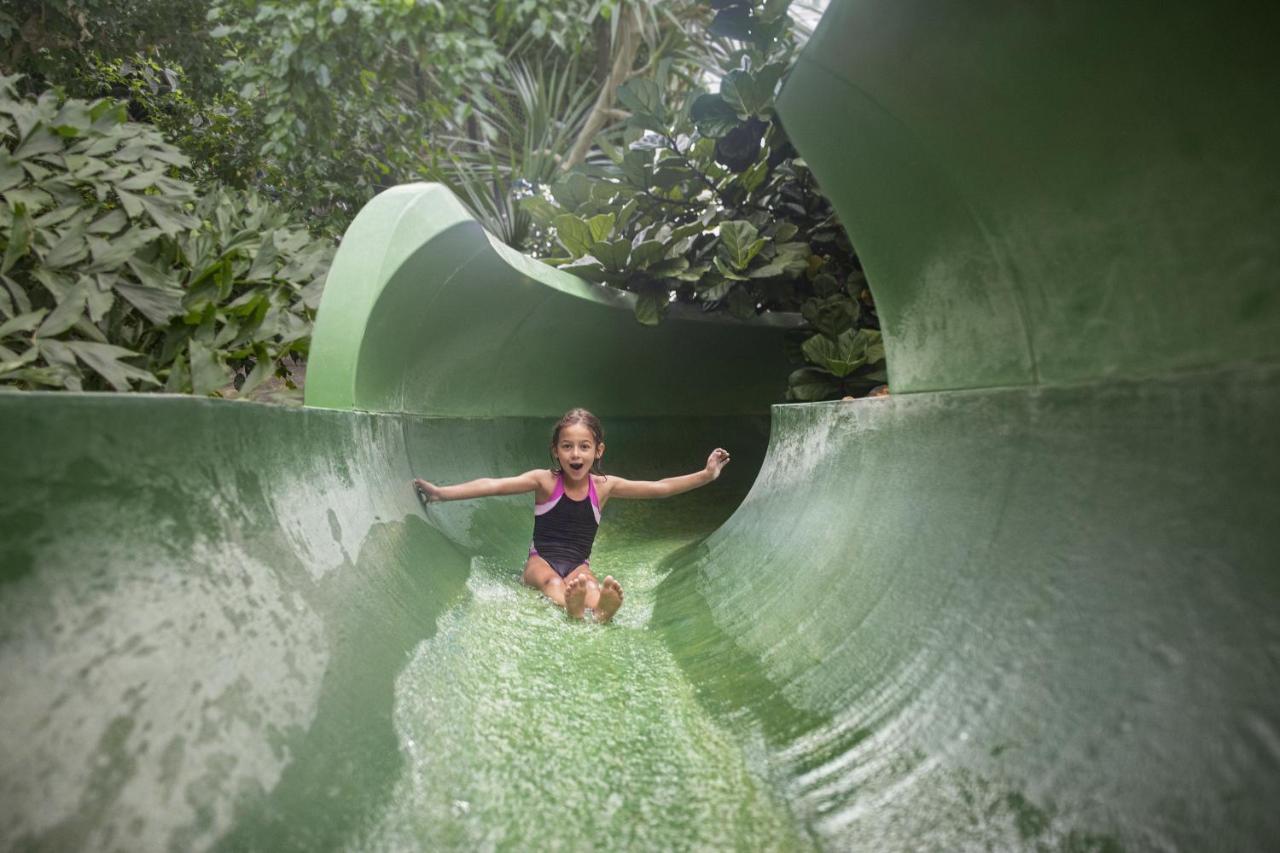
[412,478,443,502]
[705,448,731,479]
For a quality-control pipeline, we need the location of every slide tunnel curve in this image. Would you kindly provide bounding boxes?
[2,0,1279,850]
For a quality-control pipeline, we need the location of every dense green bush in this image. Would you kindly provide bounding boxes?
[0,75,330,394]
[0,0,224,101]
[525,0,886,400]
[70,53,266,191]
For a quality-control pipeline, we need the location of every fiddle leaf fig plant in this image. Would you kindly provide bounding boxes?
[521,1,886,400]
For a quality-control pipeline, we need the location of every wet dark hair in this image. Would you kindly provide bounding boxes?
[549,408,605,475]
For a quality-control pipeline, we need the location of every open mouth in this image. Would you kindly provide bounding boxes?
[569,462,584,471]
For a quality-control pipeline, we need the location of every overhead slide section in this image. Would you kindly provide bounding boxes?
[306,183,798,418]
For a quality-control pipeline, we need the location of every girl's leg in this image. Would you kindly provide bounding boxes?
[522,555,567,607]
[524,556,592,619]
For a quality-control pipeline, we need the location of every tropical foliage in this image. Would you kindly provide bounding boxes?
[0,75,329,393]
[1,0,883,401]
[525,0,886,399]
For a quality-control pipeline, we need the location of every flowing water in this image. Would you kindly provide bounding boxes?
[359,497,815,852]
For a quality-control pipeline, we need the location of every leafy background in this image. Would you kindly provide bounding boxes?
[0,0,884,402]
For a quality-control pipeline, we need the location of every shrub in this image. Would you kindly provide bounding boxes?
[0,74,331,395]
[522,0,887,400]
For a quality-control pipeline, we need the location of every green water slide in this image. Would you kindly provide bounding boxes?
[2,0,1278,850]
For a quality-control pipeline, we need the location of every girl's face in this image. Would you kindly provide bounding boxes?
[553,423,603,483]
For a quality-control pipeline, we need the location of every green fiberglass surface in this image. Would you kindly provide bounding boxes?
[2,0,1279,850]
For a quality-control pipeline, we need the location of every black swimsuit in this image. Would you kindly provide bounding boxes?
[528,472,601,578]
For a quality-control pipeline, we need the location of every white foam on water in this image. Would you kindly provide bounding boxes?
[358,522,812,852]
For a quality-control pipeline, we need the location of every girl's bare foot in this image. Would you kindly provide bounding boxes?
[595,576,623,623]
[564,575,589,620]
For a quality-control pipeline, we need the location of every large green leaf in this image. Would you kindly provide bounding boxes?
[114,188,145,218]
[801,294,859,338]
[769,222,799,242]
[0,152,25,192]
[0,365,67,388]
[50,102,93,137]
[65,341,158,391]
[246,233,278,282]
[690,94,740,138]
[12,126,62,160]
[720,69,775,117]
[586,213,615,243]
[188,339,230,396]
[0,344,40,376]
[87,209,128,235]
[114,282,184,324]
[1,274,30,314]
[86,276,114,322]
[665,259,702,281]
[591,239,631,271]
[42,222,89,269]
[634,291,663,326]
[616,79,667,130]
[0,309,48,338]
[553,214,593,258]
[740,158,769,193]
[713,255,749,281]
[2,203,31,274]
[621,149,651,189]
[551,173,594,211]
[558,257,609,283]
[238,350,275,398]
[38,338,77,367]
[671,219,708,242]
[139,195,196,236]
[718,220,766,270]
[4,186,53,213]
[801,328,874,377]
[696,277,733,301]
[35,279,88,337]
[787,367,840,402]
[755,63,787,110]
[629,240,667,269]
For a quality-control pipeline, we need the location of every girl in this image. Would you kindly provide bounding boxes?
[412,408,732,623]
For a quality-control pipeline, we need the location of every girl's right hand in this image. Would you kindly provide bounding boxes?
[412,478,443,502]
[705,448,731,479]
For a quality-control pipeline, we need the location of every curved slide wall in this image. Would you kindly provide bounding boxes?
[700,0,1277,847]
[1,1,1278,851]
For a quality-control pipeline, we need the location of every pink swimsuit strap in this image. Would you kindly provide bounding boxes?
[534,472,601,522]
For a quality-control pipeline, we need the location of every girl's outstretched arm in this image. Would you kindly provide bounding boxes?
[604,449,731,500]
[413,469,548,502]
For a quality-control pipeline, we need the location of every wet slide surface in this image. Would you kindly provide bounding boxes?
[0,400,802,850]
[4,0,1280,850]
